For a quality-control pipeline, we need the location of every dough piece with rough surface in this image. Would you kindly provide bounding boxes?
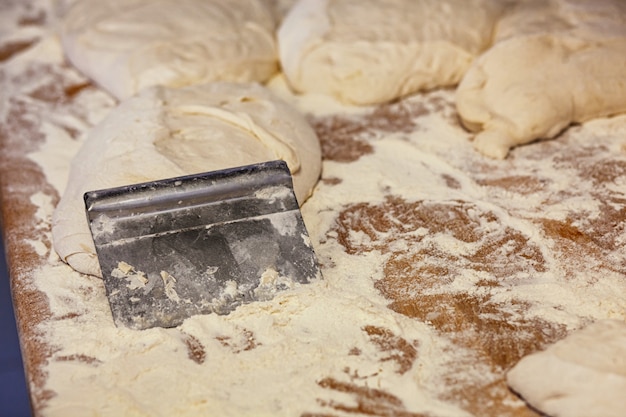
[52,82,322,278]
[507,319,626,417]
[61,0,279,100]
[278,0,502,105]
[456,0,626,159]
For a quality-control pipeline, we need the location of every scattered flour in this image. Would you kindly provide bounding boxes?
[3,1,625,416]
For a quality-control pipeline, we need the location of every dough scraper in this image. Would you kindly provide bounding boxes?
[84,160,321,330]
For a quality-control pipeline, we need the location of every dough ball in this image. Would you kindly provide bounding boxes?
[456,0,626,159]
[61,0,279,100]
[52,82,322,277]
[507,320,626,417]
[277,0,502,105]
[493,0,626,43]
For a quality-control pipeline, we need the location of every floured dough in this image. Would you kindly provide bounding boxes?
[60,0,279,100]
[51,82,322,277]
[277,0,502,105]
[507,320,626,417]
[267,0,297,22]
[456,0,626,159]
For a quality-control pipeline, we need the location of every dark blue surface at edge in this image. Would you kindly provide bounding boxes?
[0,232,32,417]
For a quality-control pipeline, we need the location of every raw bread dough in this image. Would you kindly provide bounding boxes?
[51,82,322,277]
[277,0,502,105]
[60,0,279,100]
[456,0,626,159]
[268,0,297,22]
[507,319,626,417]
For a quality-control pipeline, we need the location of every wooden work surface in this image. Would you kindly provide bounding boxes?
[2,1,626,416]
[0,2,107,412]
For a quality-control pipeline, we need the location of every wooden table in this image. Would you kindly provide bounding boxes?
[3,1,626,416]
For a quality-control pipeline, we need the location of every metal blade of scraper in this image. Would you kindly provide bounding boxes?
[84,160,322,330]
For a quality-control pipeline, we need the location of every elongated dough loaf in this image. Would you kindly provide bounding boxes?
[52,82,322,277]
[61,0,279,100]
[457,0,626,159]
[507,320,626,417]
[278,0,502,105]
